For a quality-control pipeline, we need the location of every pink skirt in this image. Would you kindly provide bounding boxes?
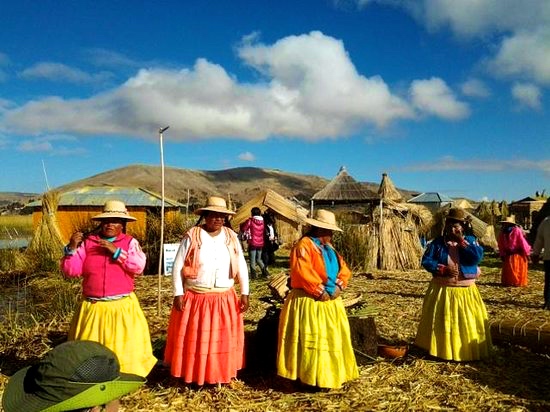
[164,288,245,385]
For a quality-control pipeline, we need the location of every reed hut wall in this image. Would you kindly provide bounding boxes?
[32,207,180,243]
[232,190,306,246]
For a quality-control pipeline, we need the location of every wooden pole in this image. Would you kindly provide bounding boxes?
[157,126,169,315]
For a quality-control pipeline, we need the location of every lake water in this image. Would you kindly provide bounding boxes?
[0,238,29,250]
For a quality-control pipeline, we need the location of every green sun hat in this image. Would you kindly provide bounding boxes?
[2,340,145,412]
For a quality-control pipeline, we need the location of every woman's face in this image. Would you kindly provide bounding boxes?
[445,220,464,238]
[100,218,125,237]
[314,227,333,244]
[204,212,227,233]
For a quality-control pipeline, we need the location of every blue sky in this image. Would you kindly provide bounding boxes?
[0,0,548,202]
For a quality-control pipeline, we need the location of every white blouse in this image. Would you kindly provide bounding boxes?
[171,227,249,296]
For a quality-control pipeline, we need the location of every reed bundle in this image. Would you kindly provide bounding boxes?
[26,190,65,272]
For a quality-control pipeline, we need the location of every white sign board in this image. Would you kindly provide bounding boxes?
[163,243,180,276]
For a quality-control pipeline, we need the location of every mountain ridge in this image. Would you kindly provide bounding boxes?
[2,164,417,207]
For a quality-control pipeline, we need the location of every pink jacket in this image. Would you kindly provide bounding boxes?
[498,226,531,258]
[242,216,265,248]
[60,233,146,298]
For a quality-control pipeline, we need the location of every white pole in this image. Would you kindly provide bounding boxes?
[157,126,169,315]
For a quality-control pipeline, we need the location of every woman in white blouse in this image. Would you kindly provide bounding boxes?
[163,196,249,386]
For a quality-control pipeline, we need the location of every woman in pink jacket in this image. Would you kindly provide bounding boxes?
[60,200,156,379]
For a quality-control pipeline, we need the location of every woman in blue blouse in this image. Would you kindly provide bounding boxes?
[415,207,492,361]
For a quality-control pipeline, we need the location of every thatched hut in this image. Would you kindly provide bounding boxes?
[509,196,546,230]
[311,166,377,212]
[377,172,403,203]
[27,186,184,242]
[341,173,431,271]
[231,189,308,246]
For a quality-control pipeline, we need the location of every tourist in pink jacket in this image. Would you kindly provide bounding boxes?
[241,207,269,278]
[60,200,156,380]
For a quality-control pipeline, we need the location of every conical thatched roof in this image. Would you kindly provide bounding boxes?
[377,173,403,202]
[312,166,374,201]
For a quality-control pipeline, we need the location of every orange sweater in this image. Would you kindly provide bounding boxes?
[289,236,352,298]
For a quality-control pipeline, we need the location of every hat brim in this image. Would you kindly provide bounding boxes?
[194,206,235,216]
[304,217,342,232]
[2,366,145,412]
[92,212,137,221]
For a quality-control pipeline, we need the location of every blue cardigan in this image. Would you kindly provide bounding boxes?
[421,235,483,278]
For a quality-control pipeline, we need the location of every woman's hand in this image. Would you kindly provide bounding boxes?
[331,286,342,299]
[240,295,249,312]
[69,232,83,250]
[173,295,184,311]
[318,291,330,302]
[97,239,117,254]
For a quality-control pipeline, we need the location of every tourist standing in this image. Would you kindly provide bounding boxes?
[241,207,268,278]
[532,215,550,309]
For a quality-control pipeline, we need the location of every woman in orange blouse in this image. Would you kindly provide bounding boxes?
[276,209,358,389]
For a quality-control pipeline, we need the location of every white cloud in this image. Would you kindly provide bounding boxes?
[18,139,54,153]
[356,1,550,86]
[410,77,470,120]
[20,62,113,84]
[16,134,84,155]
[488,28,550,85]
[405,155,550,173]
[84,48,143,69]
[2,32,430,141]
[238,151,255,161]
[461,78,490,98]
[511,82,542,110]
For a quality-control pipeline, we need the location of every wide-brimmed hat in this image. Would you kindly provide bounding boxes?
[500,215,517,225]
[2,340,145,412]
[305,209,342,232]
[194,196,235,216]
[92,200,137,221]
[445,207,468,223]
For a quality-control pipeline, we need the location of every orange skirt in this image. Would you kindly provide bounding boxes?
[501,254,528,286]
[163,288,245,385]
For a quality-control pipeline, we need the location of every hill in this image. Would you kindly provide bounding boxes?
[1,165,418,208]
[54,165,330,206]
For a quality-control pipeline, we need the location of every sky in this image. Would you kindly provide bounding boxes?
[0,0,549,202]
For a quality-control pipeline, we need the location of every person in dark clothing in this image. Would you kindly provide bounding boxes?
[262,211,279,267]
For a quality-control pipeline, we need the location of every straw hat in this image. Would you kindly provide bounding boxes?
[305,209,342,232]
[2,340,145,412]
[92,200,137,221]
[194,196,235,216]
[445,207,468,223]
[500,215,517,225]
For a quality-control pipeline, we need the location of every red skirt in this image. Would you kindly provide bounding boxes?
[501,254,528,286]
[164,288,245,385]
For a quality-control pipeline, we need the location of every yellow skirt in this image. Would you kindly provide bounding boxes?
[69,292,157,377]
[415,282,492,361]
[277,289,358,388]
